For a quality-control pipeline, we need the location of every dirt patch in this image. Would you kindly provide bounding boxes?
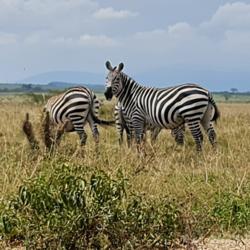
[196,239,250,250]
[1,239,250,249]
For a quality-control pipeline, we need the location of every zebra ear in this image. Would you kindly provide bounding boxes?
[117,63,124,72]
[106,61,113,71]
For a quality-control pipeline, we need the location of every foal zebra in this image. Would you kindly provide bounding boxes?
[44,86,114,146]
[115,102,185,147]
[114,102,161,147]
[105,61,220,151]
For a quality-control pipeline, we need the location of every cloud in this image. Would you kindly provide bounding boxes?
[0,0,98,34]
[93,7,138,20]
[22,32,118,48]
[201,2,250,32]
[79,34,118,47]
[0,0,98,13]
[222,30,250,56]
[0,32,18,45]
[168,22,194,38]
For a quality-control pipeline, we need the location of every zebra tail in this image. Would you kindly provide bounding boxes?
[89,93,115,126]
[92,115,115,126]
[209,94,220,123]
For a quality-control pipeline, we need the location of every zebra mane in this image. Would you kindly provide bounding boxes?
[120,72,142,91]
[120,71,158,93]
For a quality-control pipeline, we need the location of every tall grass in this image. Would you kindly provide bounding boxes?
[0,98,250,248]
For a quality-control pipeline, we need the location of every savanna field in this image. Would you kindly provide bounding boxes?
[0,94,250,249]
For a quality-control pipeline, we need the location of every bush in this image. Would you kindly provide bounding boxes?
[1,163,250,249]
[0,163,181,249]
[211,192,250,235]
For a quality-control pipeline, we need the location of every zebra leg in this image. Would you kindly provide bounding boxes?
[201,103,217,148]
[115,103,125,146]
[119,130,124,145]
[126,133,132,147]
[115,116,123,145]
[207,125,217,148]
[134,123,145,144]
[88,117,100,144]
[55,119,73,145]
[150,127,161,144]
[77,130,88,146]
[201,109,217,148]
[116,122,124,145]
[54,123,66,146]
[124,125,132,147]
[186,121,203,151]
[88,116,100,154]
[70,116,88,146]
[133,119,145,153]
[171,124,185,145]
[92,125,100,144]
[122,110,133,147]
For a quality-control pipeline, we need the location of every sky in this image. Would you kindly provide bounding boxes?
[1,0,250,91]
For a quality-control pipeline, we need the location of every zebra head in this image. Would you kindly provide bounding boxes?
[104,61,124,101]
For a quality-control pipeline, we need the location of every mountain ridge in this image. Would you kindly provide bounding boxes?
[20,70,104,85]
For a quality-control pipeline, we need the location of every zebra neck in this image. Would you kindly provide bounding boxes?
[117,73,144,105]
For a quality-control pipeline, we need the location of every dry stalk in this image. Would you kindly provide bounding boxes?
[22,113,39,150]
[41,111,53,150]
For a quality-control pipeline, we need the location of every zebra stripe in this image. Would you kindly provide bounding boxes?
[115,102,162,146]
[104,61,220,151]
[44,86,113,146]
[114,102,133,146]
[115,102,186,147]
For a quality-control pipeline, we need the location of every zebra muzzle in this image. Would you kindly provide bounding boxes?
[104,87,113,101]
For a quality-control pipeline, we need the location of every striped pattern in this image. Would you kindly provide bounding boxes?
[44,86,104,145]
[115,102,186,146]
[114,101,161,146]
[105,62,220,151]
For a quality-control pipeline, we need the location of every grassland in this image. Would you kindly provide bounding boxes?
[0,95,250,249]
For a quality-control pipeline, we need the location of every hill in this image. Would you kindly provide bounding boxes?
[19,70,104,85]
[0,81,104,93]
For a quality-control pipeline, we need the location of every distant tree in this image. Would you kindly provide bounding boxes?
[21,84,32,92]
[0,88,9,92]
[223,91,230,101]
[33,86,42,92]
[230,88,238,93]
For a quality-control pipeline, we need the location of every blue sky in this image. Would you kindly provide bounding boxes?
[1,0,250,90]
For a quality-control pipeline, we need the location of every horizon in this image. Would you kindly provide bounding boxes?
[1,74,249,93]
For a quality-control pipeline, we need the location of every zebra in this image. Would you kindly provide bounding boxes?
[104,61,220,151]
[114,101,162,147]
[115,102,186,147]
[44,86,114,147]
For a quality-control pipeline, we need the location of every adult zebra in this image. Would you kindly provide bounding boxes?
[44,86,114,146]
[104,61,220,151]
[114,101,161,147]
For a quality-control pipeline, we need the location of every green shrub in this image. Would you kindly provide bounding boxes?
[1,162,250,249]
[0,163,181,249]
[211,192,250,235]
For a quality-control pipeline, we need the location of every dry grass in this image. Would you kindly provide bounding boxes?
[1,102,249,200]
[0,98,250,248]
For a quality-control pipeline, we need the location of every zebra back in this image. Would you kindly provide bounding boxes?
[44,86,95,124]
